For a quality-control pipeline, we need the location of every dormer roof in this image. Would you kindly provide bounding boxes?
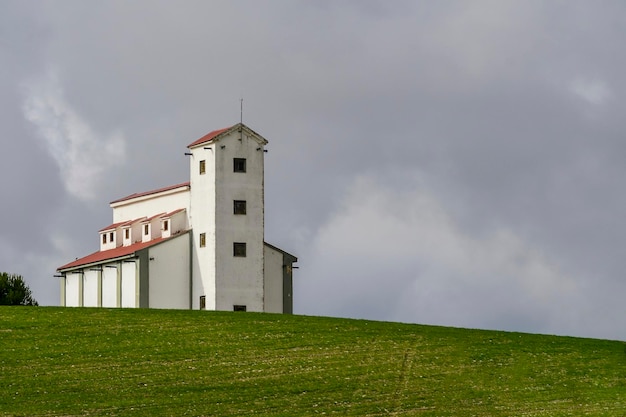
[187,123,269,149]
[99,218,145,232]
[142,212,166,222]
[163,208,185,218]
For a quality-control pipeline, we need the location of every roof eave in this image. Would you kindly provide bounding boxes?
[57,253,137,273]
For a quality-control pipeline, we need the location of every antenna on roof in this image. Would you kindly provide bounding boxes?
[239,97,244,141]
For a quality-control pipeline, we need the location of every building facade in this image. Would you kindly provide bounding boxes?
[57,123,297,313]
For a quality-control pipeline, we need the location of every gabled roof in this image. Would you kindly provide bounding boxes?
[264,242,298,262]
[57,232,188,271]
[110,182,190,205]
[187,126,232,148]
[187,123,269,149]
[99,221,128,233]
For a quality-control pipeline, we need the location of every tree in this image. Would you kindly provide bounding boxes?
[0,272,38,306]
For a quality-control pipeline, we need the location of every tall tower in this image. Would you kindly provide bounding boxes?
[187,123,268,311]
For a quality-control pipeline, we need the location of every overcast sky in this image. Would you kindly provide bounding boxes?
[2,0,625,340]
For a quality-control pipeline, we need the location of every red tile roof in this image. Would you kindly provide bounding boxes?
[187,126,233,148]
[164,208,185,217]
[98,221,128,233]
[110,182,190,205]
[57,234,184,271]
[99,218,146,232]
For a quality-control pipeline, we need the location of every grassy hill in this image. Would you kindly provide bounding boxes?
[1,307,625,416]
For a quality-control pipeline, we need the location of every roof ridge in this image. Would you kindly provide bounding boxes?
[187,125,234,149]
[110,182,190,205]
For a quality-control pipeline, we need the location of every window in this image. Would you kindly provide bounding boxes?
[109,232,114,242]
[163,220,169,231]
[199,160,206,175]
[144,224,149,236]
[125,229,130,240]
[199,295,206,310]
[234,158,246,173]
[234,200,247,215]
[233,305,247,312]
[102,234,107,244]
[233,242,246,257]
[199,233,206,247]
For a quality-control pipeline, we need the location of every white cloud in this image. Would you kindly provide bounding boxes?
[570,77,611,105]
[297,173,586,335]
[21,71,126,201]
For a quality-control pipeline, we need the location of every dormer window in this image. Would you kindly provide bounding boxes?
[163,220,169,231]
[144,224,149,236]
[125,229,130,240]
[109,232,114,242]
[102,234,107,244]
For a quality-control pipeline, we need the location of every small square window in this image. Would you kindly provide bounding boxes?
[233,305,247,312]
[144,224,149,236]
[199,295,206,310]
[102,234,107,244]
[125,229,130,239]
[109,232,114,242]
[233,242,246,257]
[163,220,169,231]
[200,233,206,248]
[234,200,247,215]
[199,160,206,175]
[234,158,246,173]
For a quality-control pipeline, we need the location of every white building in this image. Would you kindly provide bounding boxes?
[57,123,297,313]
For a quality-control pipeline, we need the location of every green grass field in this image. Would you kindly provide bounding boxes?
[1,307,625,416]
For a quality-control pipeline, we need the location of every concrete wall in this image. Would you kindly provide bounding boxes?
[263,244,283,313]
[148,233,190,309]
[214,128,266,312]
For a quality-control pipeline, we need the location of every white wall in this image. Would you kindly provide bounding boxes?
[189,144,217,310]
[112,188,190,224]
[83,270,99,307]
[102,266,118,307]
[65,273,81,307]
[100,231,116,251]
[121,261,137,308]
[148,234,190,309]
[264,245,283,313]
